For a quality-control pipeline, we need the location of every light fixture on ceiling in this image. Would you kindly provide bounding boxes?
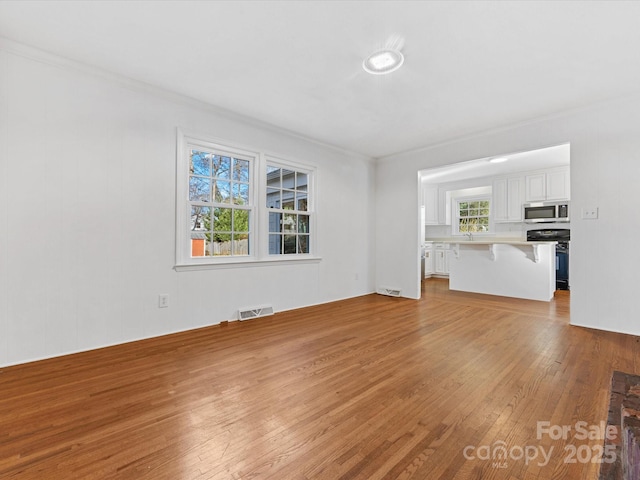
[363,48,404,75]
[489,157,509,164]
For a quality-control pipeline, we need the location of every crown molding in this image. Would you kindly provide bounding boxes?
[0,36,373,163]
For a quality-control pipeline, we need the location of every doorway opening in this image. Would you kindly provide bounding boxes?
[418,143,571,303]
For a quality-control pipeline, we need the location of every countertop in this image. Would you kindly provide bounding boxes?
[424,238,556,246]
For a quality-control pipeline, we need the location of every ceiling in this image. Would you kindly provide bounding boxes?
[420,143,570,184]
[1,1,640,159]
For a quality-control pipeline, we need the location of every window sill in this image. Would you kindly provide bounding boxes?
[174,255,322,272]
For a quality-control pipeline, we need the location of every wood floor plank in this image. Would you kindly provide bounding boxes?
[0,278,638,479]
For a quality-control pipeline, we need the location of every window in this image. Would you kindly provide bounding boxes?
[454,197,491,235]
[188,148,253,258]
[266,164,310,254]
[176,131,316,268]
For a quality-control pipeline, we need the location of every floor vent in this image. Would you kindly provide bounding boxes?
[238,305,274,321]
[377,287,402,297]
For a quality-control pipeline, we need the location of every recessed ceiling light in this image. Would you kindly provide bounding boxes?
[363,48,404,75]
[489,157,509,164]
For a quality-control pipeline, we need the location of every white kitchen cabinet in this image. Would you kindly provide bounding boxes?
[493,178,508,220]
[434,243,450,276]
[438,188,451,225]
[434,249,447,275]
[525,173,547,202]
[546,169,570,200]
[493,176,524,222]
[525,167,570,202]
[423,185,439,225]
[423,185,450,225]
[424,244,434,276]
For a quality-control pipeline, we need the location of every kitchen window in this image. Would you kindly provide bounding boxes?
[454,196,491,235]
[175,130,317,269]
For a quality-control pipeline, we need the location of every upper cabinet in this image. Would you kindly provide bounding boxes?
[496,167,569,223]
[423,185,439,225]
[422,185,451,225]
[525,173,546,201]
[525,167,570,202]
[425,165,570,227]
[546,168,571,200]
[493,176,525,223]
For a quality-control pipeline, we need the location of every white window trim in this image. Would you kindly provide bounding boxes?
[175,129,320,270]
[452,194,493,237]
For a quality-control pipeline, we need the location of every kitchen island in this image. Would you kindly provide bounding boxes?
[437,239,557,301]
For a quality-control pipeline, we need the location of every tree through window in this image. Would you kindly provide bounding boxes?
[456,197,490,234]
[189,150,252,257]
[177,131,316,267]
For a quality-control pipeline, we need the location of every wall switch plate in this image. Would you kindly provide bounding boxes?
[158,294,169,308]
[581,207,599,220]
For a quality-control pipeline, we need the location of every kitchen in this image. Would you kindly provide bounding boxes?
[420,143,570,301]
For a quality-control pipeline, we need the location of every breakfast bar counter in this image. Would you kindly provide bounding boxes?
[430,238,557,302]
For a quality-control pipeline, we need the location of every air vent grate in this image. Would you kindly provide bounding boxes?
[377,287,402,297]
[238,305,274,321]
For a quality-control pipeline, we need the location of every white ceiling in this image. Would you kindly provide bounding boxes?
[1,1,640,159]
[420,143,570,184]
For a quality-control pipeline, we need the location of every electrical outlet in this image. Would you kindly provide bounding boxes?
[581,207,599,220]
[158,294,169,308]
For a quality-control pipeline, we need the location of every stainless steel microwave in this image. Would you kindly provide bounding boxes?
[523,201,570,223]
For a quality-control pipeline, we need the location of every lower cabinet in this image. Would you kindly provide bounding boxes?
[424,245,434,277]
[434,243,450,276]
[424,242,450,278]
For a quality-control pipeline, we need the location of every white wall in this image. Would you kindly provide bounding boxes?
[376,95,640,337]
[0,44,376,367]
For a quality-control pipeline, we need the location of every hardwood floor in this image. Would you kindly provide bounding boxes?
[1,278,639,479]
